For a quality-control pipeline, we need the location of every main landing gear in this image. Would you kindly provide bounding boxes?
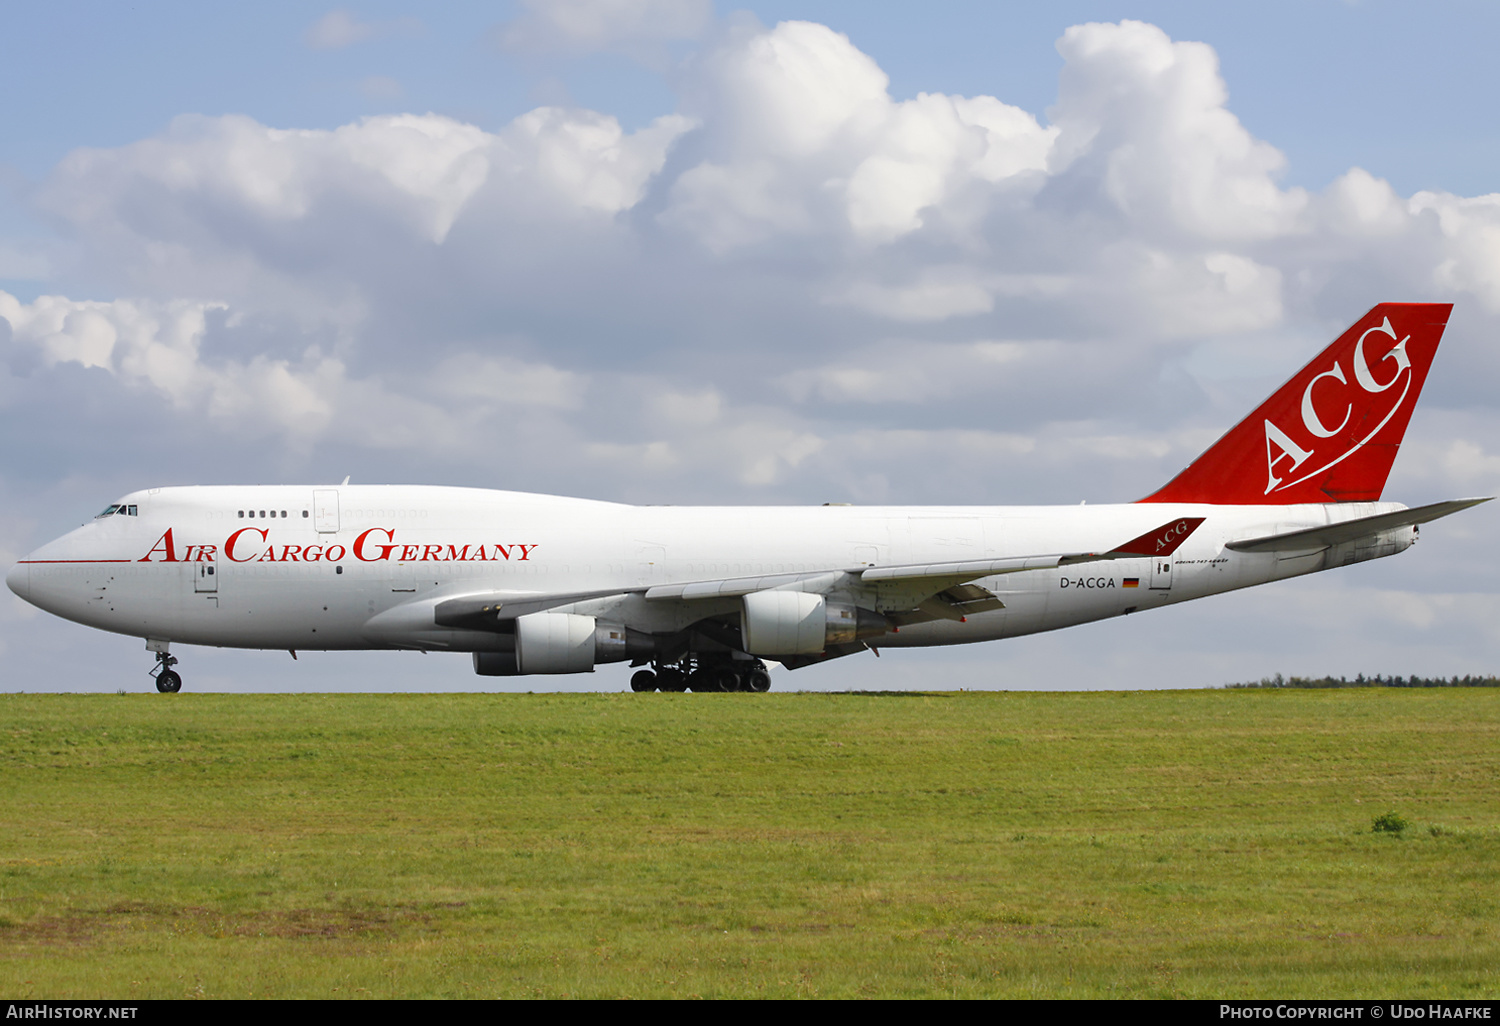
[630,656,772,694]
[151,650,182,693]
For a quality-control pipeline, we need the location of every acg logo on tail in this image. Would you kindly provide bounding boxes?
[1264,317,1412,495]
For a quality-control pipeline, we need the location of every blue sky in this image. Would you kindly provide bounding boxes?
[5,2,1496,192]
[3,1,1499,692]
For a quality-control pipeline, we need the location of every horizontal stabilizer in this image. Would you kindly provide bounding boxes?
[1225,498,1490,553]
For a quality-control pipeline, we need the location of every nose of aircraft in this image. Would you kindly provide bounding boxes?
[6,559,28,602]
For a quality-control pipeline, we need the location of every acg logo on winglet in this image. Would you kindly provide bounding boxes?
[1263,317,1412,495]
[1110,517,1206,559]
[1146,518,1196,554]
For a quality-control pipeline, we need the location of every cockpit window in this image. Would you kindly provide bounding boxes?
[95,503,139,518]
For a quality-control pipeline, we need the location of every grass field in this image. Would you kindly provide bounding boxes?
[1,688,1497,999]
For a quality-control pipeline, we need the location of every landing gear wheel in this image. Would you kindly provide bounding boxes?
[631,669,657,693]
[746,668,772,692]
[657,668,687,693]
[151,650,181,693]
[713,668,742,693]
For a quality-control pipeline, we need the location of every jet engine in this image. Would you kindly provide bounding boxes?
[740,591,884,655]
[472,612,649,675]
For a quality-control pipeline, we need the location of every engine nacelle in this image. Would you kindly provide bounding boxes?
[741,591,886,655]
[742,591,825,654]
[472,613,651,675]
[473,651,521,676]
[517,612,597,673]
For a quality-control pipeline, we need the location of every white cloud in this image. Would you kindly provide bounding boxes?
[783,339,1033,404]
[0,244,50,280]
[663,21,1056,250]
[497,0,711,57]
[651,387,722,425]
[304,10,420,50]
[502,106,696,215]
[1440,439,1500,486]
[41,107,691,244]
[1049,20,1307,242]
[0,290,336,436]
[1321,168,1408,237]
[305,10,374,49]
[35,105,694,324]
[359,75,404,102]
[431,353,584,410]
[1127,249,1285,337]
[1412,190,1500,312]
[828,269,999,322]
[8,16,1500,694]
[19,16,1500,503]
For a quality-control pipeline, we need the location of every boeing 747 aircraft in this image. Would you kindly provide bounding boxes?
[7,303,1487,692]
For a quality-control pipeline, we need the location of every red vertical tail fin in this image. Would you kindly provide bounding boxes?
[1141,303,1452,505]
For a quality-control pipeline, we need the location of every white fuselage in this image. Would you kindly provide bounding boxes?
[8,485,1414,658]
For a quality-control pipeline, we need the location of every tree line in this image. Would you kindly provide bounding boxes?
[1225,673,1500,689]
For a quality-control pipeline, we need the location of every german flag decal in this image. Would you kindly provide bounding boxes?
[1123,578,1140,588]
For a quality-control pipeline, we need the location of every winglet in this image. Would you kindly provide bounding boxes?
[1110,517,1206,557]
[1057,517,1205,567]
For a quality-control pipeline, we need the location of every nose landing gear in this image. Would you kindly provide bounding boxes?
[151,650,182,693]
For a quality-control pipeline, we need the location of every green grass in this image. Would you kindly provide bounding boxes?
[1,688,1497,998]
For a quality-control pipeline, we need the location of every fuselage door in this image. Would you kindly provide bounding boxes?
[1150,558,1173,590]
[314,490,340,533]
[194,556,219,594]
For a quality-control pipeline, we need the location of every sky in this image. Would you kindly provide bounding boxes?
[3,1,1499,693]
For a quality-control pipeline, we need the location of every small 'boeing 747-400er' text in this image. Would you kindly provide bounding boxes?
[7,303,1488,693]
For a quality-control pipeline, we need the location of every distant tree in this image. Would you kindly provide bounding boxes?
[1224,674,1500,689]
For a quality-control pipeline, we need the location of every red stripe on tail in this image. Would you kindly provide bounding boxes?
[1141,303,1452,504]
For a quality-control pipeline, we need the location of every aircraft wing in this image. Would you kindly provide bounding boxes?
[643,570,844,600]
[434,571,850,629]
[637,516,1205,605]
[432,517,1208,634]
[842,516,1205,622]
[859,515,1205,586]
[433,587,645,630]
[1225,498,1489,553]
[862,550,1130,584]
